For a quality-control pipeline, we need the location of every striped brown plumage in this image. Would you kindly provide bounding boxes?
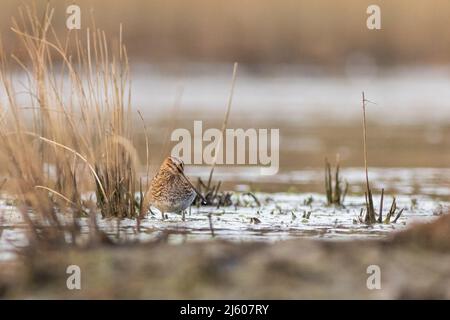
[148,156,197,220]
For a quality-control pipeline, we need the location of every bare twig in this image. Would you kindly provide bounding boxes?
[361,92,376,223]
[206,62,238,190]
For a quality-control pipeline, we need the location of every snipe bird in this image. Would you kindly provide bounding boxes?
[148,156,205,220]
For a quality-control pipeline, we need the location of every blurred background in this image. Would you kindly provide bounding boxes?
[1,0,449,193]
[2,0,450,66]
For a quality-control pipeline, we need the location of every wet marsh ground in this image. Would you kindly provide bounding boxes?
[1,113,449,298]
[0,1,449,299]
[2,214,450,299]
[1,63,449,298]
[2,122,449,256]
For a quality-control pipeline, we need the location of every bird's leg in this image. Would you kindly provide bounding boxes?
[161,211,165,220]
[182,210,186,221]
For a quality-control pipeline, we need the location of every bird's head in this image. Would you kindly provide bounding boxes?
[159,156,206,204]
[161,156,185,175]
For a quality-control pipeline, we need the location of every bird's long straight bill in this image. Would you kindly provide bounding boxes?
[180,172,207,203]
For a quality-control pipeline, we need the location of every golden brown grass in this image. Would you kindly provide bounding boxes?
[0,4,146,246]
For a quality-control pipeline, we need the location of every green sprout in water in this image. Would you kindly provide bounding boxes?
[324,155,348,206]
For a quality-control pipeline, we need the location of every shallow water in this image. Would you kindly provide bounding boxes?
[130,193,444,243]
[131,64,450,126]
[1,65,450,261]
[6,64,450,126]
[186,167,450,199]
[1,167,448,262]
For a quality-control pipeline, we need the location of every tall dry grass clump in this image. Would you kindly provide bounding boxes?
[0,5,145,246]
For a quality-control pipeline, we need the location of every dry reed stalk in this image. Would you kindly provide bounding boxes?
[361,92,376,224]
[206,62,238,190]
[0,5,141,247]
[357,95,404,225]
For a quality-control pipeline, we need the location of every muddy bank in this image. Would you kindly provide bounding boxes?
[1,214,449,299]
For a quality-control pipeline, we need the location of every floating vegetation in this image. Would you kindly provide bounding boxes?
[433,204,445,216]
[249,217,261,224]
[270,204,289,215]
[193,178,261,209]
[303,195,314,206]
[194,178,233,208]
[234,192,262,208]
